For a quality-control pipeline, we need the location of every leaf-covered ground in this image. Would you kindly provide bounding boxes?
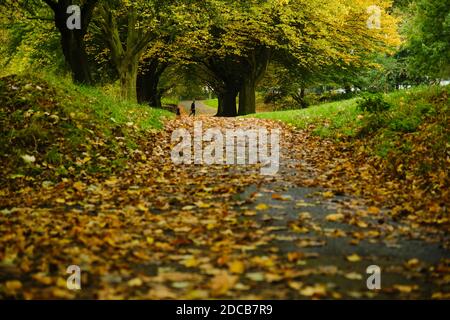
[1,113,449,299]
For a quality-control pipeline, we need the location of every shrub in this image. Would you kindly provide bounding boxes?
[389,115,421,133]
[357,94,392,113]
[357,113,391,136]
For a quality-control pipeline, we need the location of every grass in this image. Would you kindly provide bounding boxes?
[0,72,174,185]
[41,73,174,130]
[161,97,179,106]
[203,98,219,109]
[247,85,449,139]
[247,98,360,137]
[246,86,450,165]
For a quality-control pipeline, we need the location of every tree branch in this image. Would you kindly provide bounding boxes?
[42,0,58,12]
[81,0,99,32]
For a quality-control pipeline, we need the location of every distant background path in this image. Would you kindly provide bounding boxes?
[179,100,216,116]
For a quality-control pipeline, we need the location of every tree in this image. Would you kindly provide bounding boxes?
[238,47,271,115]
[42,0,98,85]
[96,1,160,102]
[197,57,244,117]
[0,2,60,75]
[137,57,168,108]
[0,0,97,84]
[96,0,183,103]
[136,22,180,108]
[405,0,450,79]
[179,0,400,116]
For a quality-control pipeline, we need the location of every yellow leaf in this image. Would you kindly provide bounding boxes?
[345,272,363,280]
[357,221,368,228]
[5,280,22,291]
[298,212,312,219]
[288,281,304,290]
[183,256,199,268]
[290,224,309,233]
[209,272,237,297]
[287,252,303,262]
[300,284,327,297]
[195,201,211,208]
[265,273,283,282]
[137,203,148,212]
[367,206,380,215]
[127,278,143,287]
[251,256,275,268]
[73,181,85,192]
[346,254,362,262]
[32,273,53,285]
[326,213,345,222]
[229,261,245,274]
[255,203,269,211]
[322,191,334,198]
[393,284,417,293]
[56,277,67,288]
[184,289,209,299]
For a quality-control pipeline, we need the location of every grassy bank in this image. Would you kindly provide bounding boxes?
[0,73,173,189]
[248,85,449,172]
[248,86,449,144]
[249,86,449,224]
[248,98,360,137]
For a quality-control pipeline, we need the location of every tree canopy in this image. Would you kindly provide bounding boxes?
[3,0,448,114]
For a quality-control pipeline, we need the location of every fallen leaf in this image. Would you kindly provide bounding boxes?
[346,254,362,262]
[255,203,269,211]
[127,278,143,287]
[299,284,327,297]
[345,272,363,280]
[367,206,381,215]
[246,272,265,282]
[229,261,245,274]
[209,272,237,297]
[393,284,417,293]
[5,280,22,291]
[326,213,345,222]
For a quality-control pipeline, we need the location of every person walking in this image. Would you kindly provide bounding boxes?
[190,99,196,117]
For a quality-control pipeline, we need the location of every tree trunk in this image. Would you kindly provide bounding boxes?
[49,0,98,85]
[149,82,161,109]
[217,89,238,117]
[119,60,138,103]
[299,87,307,108]
[216,93,224,117]
[238,76,256,115]
[237,47,271,116]
[221,90,238,117]
[137,72,161,108]
[98,4,155,103]
[59,31,92,85]
[137,60,166,108]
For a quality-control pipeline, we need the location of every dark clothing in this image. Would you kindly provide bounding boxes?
[190,101,196,116]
